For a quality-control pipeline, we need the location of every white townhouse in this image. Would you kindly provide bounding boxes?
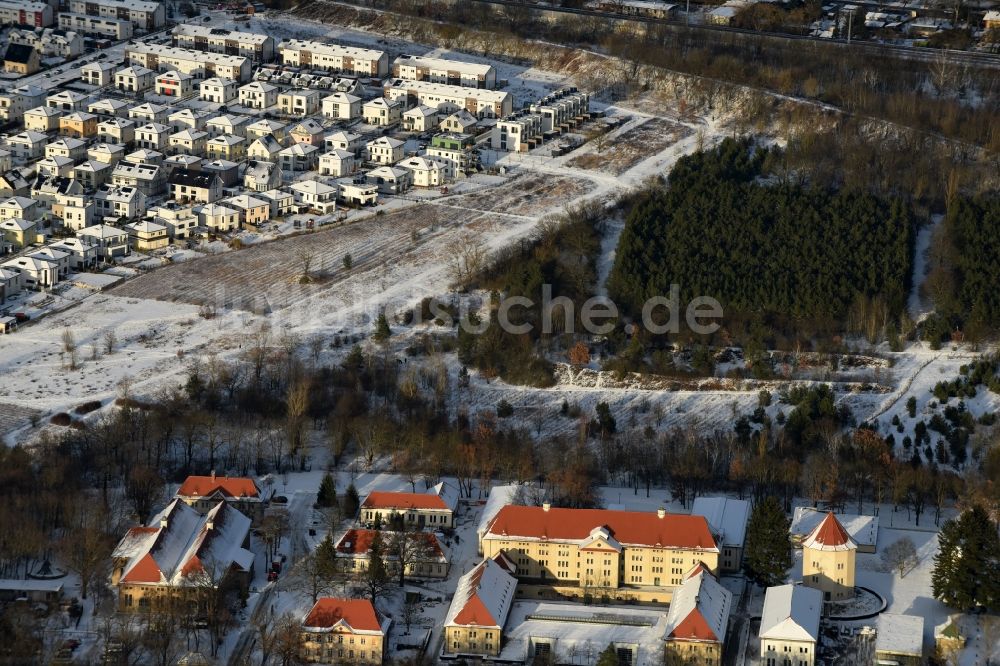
[238,82,278,110]
[199,77,238,104]
[81,61,117,87]
[318,150,354,177]
[321,92,361,121]
[77,223,130,260]
[89,143,129,166]
[398,156,448,188]
[362,98,403,127]
[171,24,275,63]
[391,54,497,89]
[277,89,321,117]
[115,65,156,93]
[365,137,404,165]
[93,185,146,221]
[277,39,388,77]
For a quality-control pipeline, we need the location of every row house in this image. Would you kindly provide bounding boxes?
[96,118,134,145]
[0,1,53,28]
[238,81,277,110]
[155,70,194,98]
[59,12,132,40]
[277,39,388,78]
[278,89,321,117]
[66,0,165,31]
[111,500,253,613]
[492,111,542,152]
[125,44,251,82]
[198,77,237,104]
[529,88,591,134]
[321,92,361,121]
[382,78,513,119]
[111,160,162,197]
[77,223,130,259]
[93,185,145,222]
[168,169,221,204]
[60,111,98,139]
[392,54,497,89]
[171,24,275,63]
[116,65,155,93]
[480,505,720,603]
[24,106,62,133]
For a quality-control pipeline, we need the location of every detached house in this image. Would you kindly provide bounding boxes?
[128,102,171,124]
[168,109,209,133]
[93,186,146,222]
[81,61,116,87]
[111,500,254,612]
[168,129,208,156]
[134,123,172,152]
[663,565,732,666]
[289,180,337,214]
[55,193,94,231]
[325,130,364,157]
[60,111,98,139]
[759,585,822,666]
[360,482,458,529]
[48,237,98,269]
[3,44,40,76]
[246,119,287,143]
[278,89,321,117]
[36,157,75,179]
[221,194,269,228]
[97,118,135,146]
[399,156,447,188]
[124,220,167,250]
[112,160,163,197]
[321,92,361,121]
[277,143,319,173]
[46,137,88,161]
[0,255,58,289]
[299,598,388,665]
[116,65,156,93]
[318,150,354,177]
[243,160,281,192]
[335,528,449,580]
[402,105,439,132]
[7,132,48,163]
[0,197,40,222]
[24,106,62,132]
[366,166,411,195]
[175,474,269,524]
[443,555,517,658]
[155,70,193,98]
[196,202,240,233]
[72,161,113,190]
[247,135,283,162]
[206,135,245,161]
[289,119,325,147]
[169,169,222,204]
[199,77,237,104]
[362,98,403,127]
[0,218,41,250]
[365,137,404,165]
[88,98,130,119]
[238,81,277,110]
[47,91,86,112]
[206,114,250,138]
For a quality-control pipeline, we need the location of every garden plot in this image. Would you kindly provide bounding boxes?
[567,118,694,175]
[0,403,42,445]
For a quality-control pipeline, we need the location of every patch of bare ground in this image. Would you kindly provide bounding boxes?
[447,173,595,217]
[0,402,42,433]
[567,118,694,174]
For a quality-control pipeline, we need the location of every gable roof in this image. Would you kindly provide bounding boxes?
[4,44,37,65]
[112,499,253,587]
[484,506,718,551]
[802,512,856,552]
[335,528,446,560]
[302,598,383,634]
[176,474,260,500]
[691,496,750,549]
[361,482,458,513]
[169,169,220,189]
[664,568,732,644]
[760,585,822,643]
[444,557,517,629]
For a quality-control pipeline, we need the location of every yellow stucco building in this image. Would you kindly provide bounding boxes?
[299,598,387,665]
[801,512,856,601]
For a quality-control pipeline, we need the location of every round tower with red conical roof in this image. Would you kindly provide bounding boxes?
[801,512,856,601]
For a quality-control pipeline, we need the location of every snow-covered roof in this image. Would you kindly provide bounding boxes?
[444,556,517,629]
[301,597,388,635]
[0,579,63,592]
[691,497,750,549]
[290,180,337,196]
[112,499,252,587]
[876,613,924,657]
[760,585,822,643]
[791,507,875,549]
[664,568,732,644]
[362,481,459,513]
[477,485,524,537]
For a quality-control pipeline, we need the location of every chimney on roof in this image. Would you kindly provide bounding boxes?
[657,507,665,519]
[542,502,551,512]
[206,518,214,531]
[211,469,215,481]
[160,516,168,529]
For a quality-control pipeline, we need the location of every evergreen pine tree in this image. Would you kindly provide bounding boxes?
[315,533,339,581]
[743,496,793,587]
[364,531,392,603]
[316,472,338,508]
[932,505,1000,611]
[343,482,360,519]
[373,313,391,343]
[596,644,619,666]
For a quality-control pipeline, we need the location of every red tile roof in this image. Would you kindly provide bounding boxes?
[803,512,855,550]
[669,608,718,641]
[121,553,162,584]
[485,506,718,551]
[336,528,444,558]
[303,598,382,633]
[361,490,449,511]
[177,475,259,499]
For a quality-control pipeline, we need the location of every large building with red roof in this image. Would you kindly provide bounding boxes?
[359,481,458,528]
[335,528,450,579]
[299,597,389,664]
[801,512,856,601]
[480,504,719,603]
[110,499,253,612]
[174,472,269,523]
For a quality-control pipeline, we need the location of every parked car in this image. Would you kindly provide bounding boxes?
[272,495,288,504]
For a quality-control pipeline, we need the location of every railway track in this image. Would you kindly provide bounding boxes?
[461,0,1000,69]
